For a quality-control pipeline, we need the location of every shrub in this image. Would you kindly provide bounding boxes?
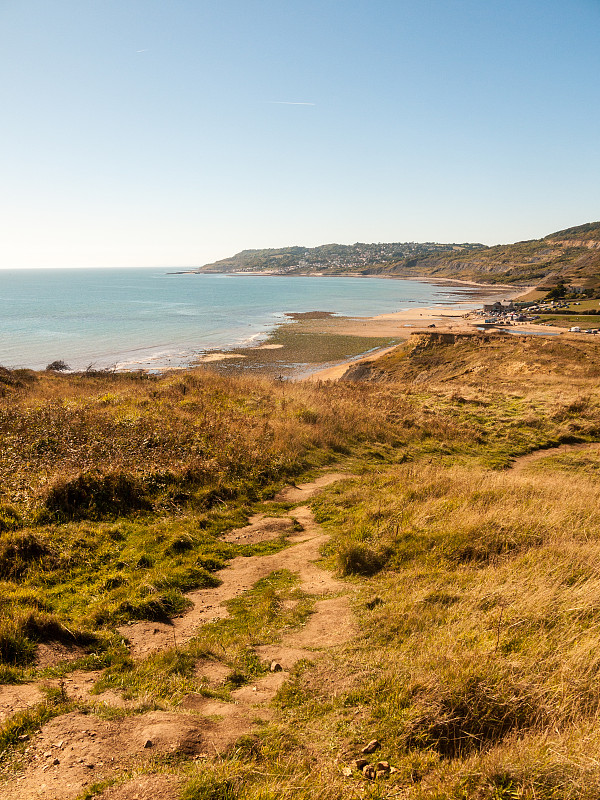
[0,624,37,665]
[0,505,21,533]
[0,366,36,395]
[44,470,151,520]
[0,532,49,578]
[45,360,70,372]
[0,608,84,667]
[337,541,389,576]
[404,671,541,757]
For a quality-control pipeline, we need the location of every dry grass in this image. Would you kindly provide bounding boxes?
[1,332,600,798]
[255,462,600,798]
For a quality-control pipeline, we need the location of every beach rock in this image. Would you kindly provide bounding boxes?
[361,739,380,754]
[362,764,376,780]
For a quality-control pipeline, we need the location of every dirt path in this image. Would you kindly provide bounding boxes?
[0,473,357,800]
[118,502,348,659]
[510,442,600,472]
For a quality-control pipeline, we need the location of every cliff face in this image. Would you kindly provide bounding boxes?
[341,332,503,383]
[342,329,600,389]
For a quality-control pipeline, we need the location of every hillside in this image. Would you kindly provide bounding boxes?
[3,334,600,798]
[198,241,485,274]
[382,220,600,287]
[342,329,600,390]
[199,221,600,289]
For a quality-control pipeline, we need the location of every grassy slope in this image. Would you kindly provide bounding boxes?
[2,335,600,798]
[378,221,600,286]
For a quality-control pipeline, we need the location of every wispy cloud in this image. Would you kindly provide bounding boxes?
[135,49,148,53]
[267,101,316,106]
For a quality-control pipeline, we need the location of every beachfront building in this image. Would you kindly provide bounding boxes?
[483,300,516,314]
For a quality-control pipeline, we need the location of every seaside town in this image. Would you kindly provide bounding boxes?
[470,291,600,334]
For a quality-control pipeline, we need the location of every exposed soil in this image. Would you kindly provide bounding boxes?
[220,514,294,544]
[96,775,181,800]
[273,472,350,502]
[2,710,204,800]
[59,671,135,710]
[0,683,45,725]
[118,503,345,660]
[194,659,231,687]
[510,442,600,472]
[35,644,88,670]
[0,472,357,800]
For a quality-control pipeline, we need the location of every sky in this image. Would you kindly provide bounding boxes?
[1,0,599,268]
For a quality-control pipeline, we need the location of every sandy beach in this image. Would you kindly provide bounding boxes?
[196,282,567,382]
[297,293,568,382]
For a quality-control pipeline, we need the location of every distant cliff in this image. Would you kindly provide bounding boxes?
[198,222,600,289]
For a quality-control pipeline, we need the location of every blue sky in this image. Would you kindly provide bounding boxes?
[1,0,599,268]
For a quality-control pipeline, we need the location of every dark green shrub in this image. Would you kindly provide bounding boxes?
[45,360,70,372]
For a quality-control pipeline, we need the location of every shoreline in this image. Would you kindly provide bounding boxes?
[191,269,532,294]
[7,276,536,377]
[194,282,547,381]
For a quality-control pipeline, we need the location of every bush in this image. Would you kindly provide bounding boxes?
[45,360,70,372]
[337,541,389,576]
[0,366,37,396]
[44,470,151,521]
[404,672,541,757]
[0,532,49,578]
[0,505,22,533]
[0,624,37,666]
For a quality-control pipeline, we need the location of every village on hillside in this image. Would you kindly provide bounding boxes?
[470,289,600,334]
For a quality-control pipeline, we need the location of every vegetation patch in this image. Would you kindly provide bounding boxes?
[44,470,151,521]
[2,330,600,797]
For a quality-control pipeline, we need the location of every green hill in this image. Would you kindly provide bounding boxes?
[198,241,485,275]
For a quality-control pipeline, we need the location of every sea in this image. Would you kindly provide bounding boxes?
[0,268,487,371]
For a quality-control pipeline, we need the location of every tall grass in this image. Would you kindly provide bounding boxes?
[2,334,600,797]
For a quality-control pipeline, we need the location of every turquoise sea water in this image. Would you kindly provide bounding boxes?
[0,269,484,371]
